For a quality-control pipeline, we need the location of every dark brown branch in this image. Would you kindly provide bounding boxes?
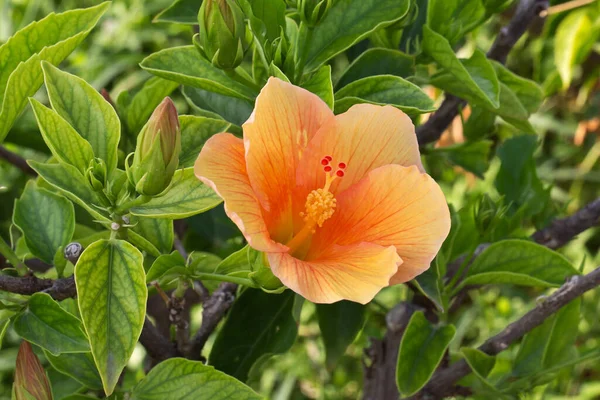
[0,275,75,300]
[414,266,600,399]
[533,197,600,249]
[139,317,178,362]
[416,0,550,146]
[187,282,237,360]
[0,146,37,176]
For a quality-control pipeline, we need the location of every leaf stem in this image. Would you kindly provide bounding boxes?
[114,195,152,214]
[0,236,28,275]
[225,68,261,92]
[193,272,257,287]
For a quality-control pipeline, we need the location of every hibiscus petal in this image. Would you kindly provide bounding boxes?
[243,77,333,242]
[311,164,450,285]
[268,242,400,304]
[297,104,422,196]
[195,133,286,253]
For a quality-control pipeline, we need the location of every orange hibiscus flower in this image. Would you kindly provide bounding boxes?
[195,77,450,304]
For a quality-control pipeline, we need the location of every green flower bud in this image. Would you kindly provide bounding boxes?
[13,341,52,400]
[297,0,331,26]
[248,249,285,293]
[86,157,107,192]
[197,0,248,69]
[127,97,181,196]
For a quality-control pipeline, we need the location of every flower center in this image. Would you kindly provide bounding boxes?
[285,156,346,255]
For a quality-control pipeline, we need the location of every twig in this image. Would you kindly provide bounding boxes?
[532,197,600,249]
[413,267,600,398]
[416,0,550,146]
[187,282,238,360]
[540,0,595,17]
[0,146,37,176]
[139,317,178,362]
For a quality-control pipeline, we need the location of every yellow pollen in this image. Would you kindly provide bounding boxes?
[304,188,336,227]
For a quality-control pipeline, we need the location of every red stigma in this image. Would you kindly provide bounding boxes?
[324,165,333,172]
[321,158,330,166]
[336,170,345,177]
[325,155,332,161]
[338,162,346,169]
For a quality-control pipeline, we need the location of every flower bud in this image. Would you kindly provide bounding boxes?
[127,97,181,196]
[197,0,248,69]
[86,157,107,192]
[248,249,285,293]
[297,0,331,26]
[13,341,52,400]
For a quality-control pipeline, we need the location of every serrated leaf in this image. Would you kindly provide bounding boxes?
[300,0,411,72]
[75,239,147,395]
[316,301,365,370]
[140,47,257,100]
[28,160,108,222]
[424,26,499,109]
[13,181,75,263]
[44,351,103,390]
[182,86,252,127]
[336,48,415,89]
[29,98,95,175]
[154,0,201,24]
[13,293,89,355]
[130,358,262,400]
[42,62,120,173]
[209,289,297,381]
[0,3,108,142]
[125,77,180,135]
[178,116,233,168]
[396,312,456,396]
[458,240,579,290]
[130,168,222,219]
[334,75,435,115]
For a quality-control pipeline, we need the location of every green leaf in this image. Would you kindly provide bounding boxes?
[424,26,499,109]
[316,301,365,370]
[146,251,187,283]
[13,293,89,355]
[554,8,599,90]
[334,75,436,115]
[458,240,578,290]
[414,257,446,312]
[75,239,147,395]
[0,3,109,142]
[29,98,95,175]
[13,181,75,263]
[494,135,549,215]
[513,298,581,377]
[433,140,492,178]
[463,105,496,140]
[301,65,334,109]
[42,62,120,173]
[154,0,200,24]
[140,46,257,100]
[209,289,297,381]
[178,116,233,168]
[45,351,103,390]
[131,358,262,400]
[125,77,180,135]
[492,61,543,114]
[132,217,174,255]
[28,160,108,222]
[336,48,415,89]
[461,347,500,394]
[182,86,252,127]
[247,0,287,43]
[396,312,456,396]
[130,168,222,219]
[427,0,485,45]
[300,0,410,72]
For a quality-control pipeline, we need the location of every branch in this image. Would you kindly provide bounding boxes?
[532,197,600,249]
[414,266,600,398]
[187,282,237,360]
[416,0,549,146]
[0,146,37,176]
[139,317,177,362]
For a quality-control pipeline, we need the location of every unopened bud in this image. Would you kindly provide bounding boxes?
[127,97,181,196]
[248,249,285,293]
[86,157,107,192]
[196,0,248,69]
[297,0,331,26]
[13,341,52,400]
